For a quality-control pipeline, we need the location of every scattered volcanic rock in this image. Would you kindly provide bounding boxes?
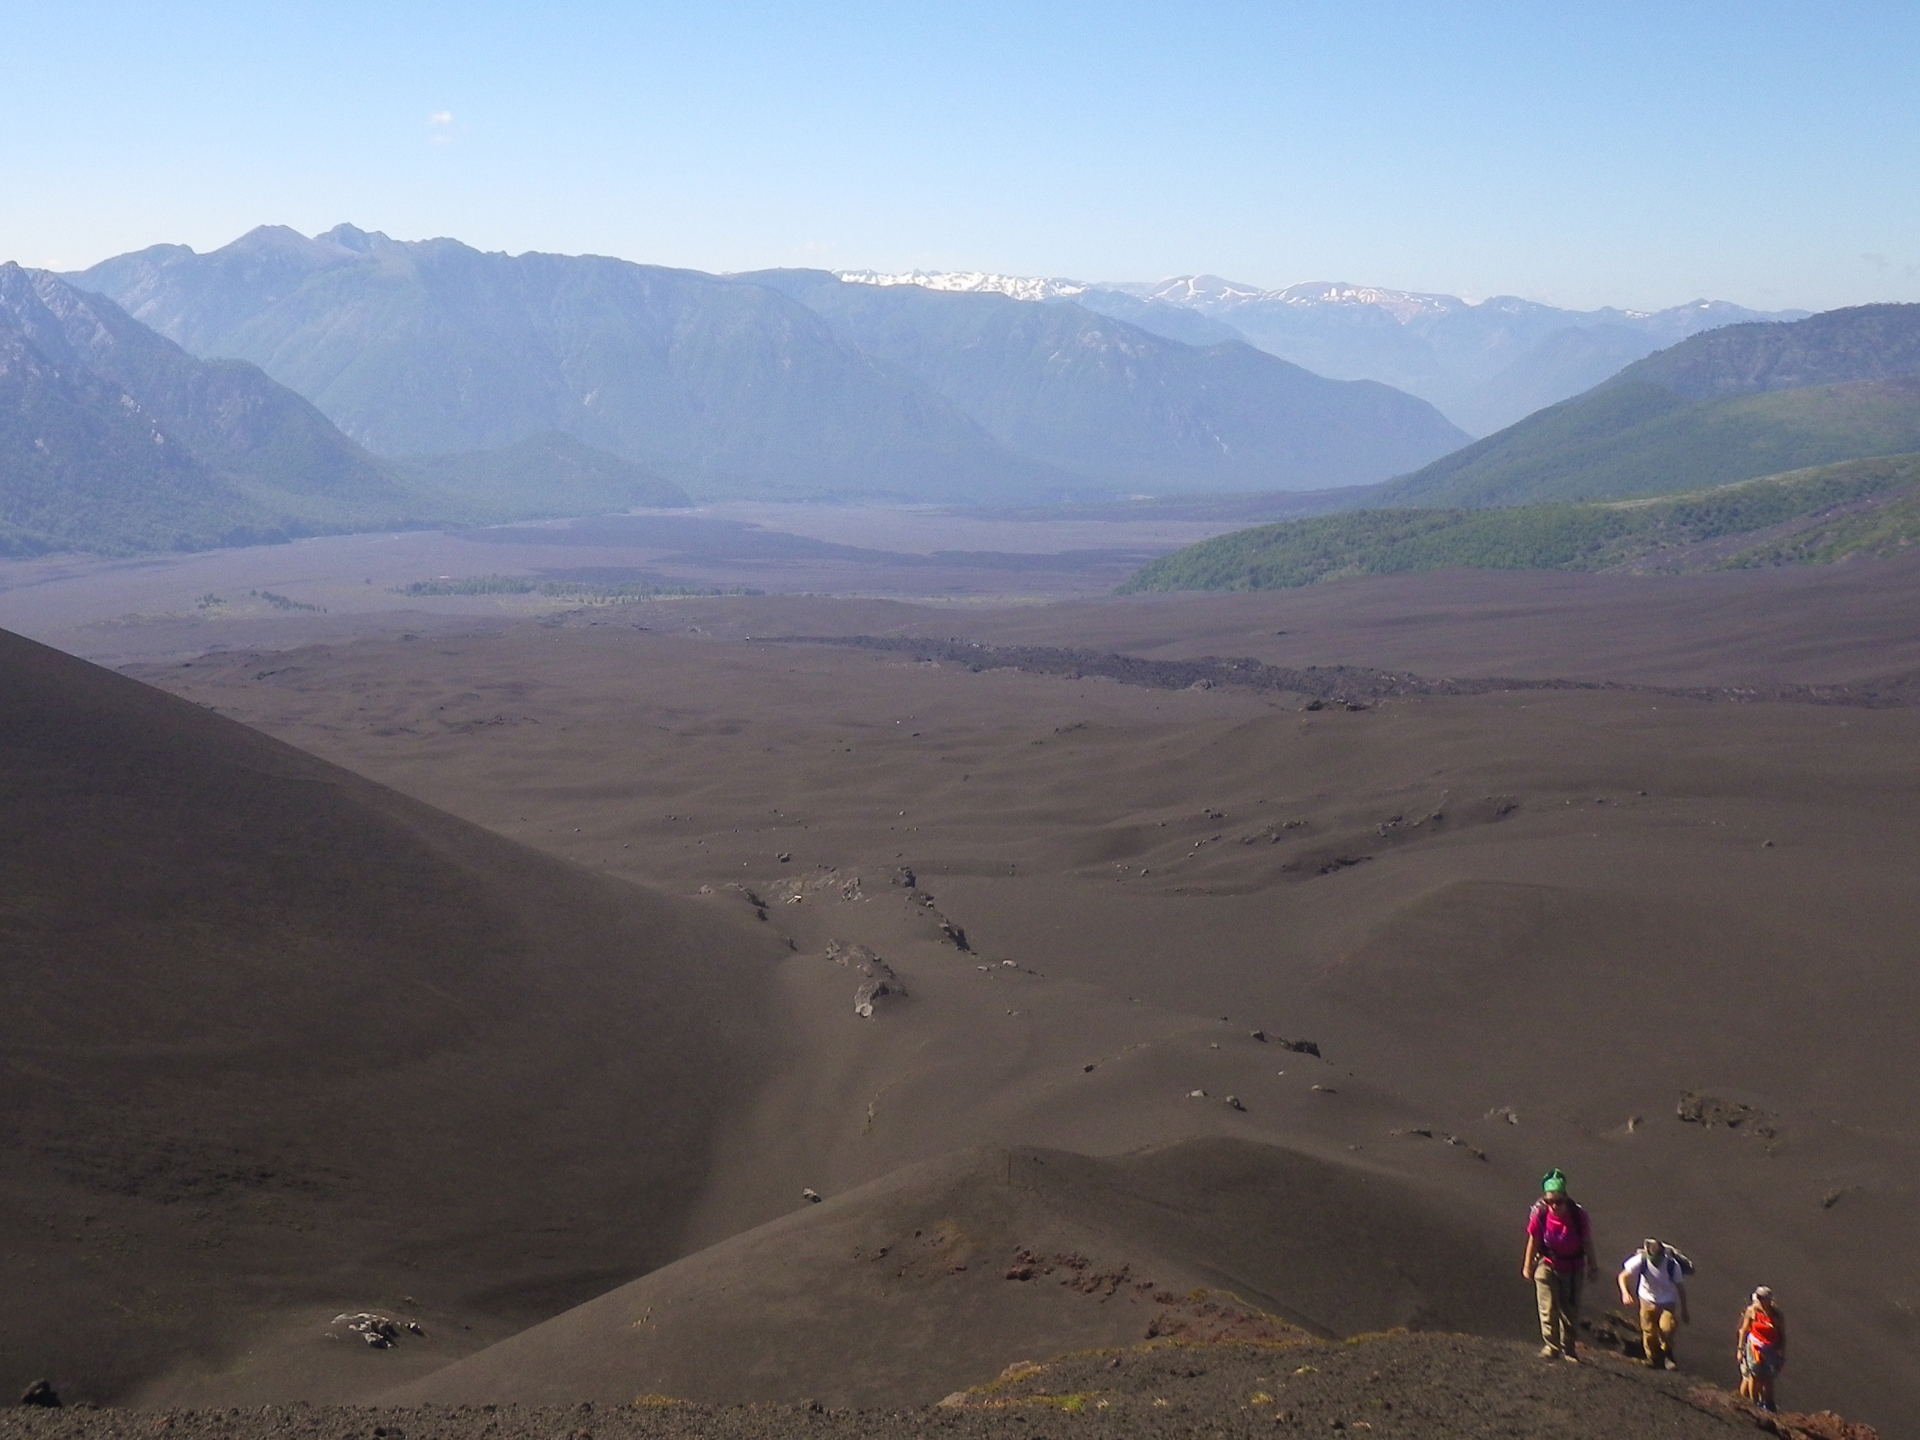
[826,940,907,1017]
[1676,1091,1757,1127]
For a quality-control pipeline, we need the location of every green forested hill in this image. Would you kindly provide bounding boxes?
[17,266,394,509]
[0,329,259,555]
[1121,454,1920,592]
[1377,304,1920,508]
[1626,302,1920,398]
[0,264,434,554]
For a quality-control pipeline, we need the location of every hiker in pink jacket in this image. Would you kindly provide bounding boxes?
[1522,1168,1601,1361]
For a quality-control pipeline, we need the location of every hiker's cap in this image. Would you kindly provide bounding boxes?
[1754,1286,1774,1301]
[1645,1237,1663,1251]
[1541,1168,1568,1193]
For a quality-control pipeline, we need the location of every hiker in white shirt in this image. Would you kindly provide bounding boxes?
[1618,1238,1691,1369]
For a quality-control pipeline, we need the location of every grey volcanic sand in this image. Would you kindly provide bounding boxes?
[606,546,1920,691]
[0,503,1249,667]
[0,1336,1787,1440]
[103,554,1920,1431]
[8,551,1916,1433]
[383,1141,1513,1408]
[0,630,788,1402]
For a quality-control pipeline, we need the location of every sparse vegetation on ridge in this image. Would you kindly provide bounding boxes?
[1121,454,1920,592]
[250,589,325,612]
[399,574,762,600]
[1723,484,1920,567]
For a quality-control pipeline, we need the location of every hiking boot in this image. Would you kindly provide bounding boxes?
[1662,1359,1677,1371]
[1563,1351,1581,1364]
[1539,1345,1560,1359]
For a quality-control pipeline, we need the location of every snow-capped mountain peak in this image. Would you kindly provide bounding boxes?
[836,270,1090,302]
[1129,273,1272,307]
[1271,281,1469,322]
[1130,275,1471,323]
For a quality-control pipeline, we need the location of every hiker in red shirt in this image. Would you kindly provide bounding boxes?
[1522,1168,1600,1361]
[1738,1287,1786,1413]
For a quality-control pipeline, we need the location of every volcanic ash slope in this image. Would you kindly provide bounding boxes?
[0,627,789,1405]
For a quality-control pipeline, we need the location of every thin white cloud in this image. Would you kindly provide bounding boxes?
[427,111,456,146]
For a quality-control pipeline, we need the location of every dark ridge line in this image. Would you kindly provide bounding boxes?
[762,636,1920,709]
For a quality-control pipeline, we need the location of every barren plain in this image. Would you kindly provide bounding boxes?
[3,511,1915,1436]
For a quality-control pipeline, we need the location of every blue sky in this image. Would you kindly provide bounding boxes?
[10,1,1918,311]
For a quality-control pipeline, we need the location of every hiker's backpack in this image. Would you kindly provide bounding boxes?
[1640,1243,1695,1279]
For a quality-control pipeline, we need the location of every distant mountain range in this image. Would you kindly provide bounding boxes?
[23,225,1895,560]
[745,269,1466,491]
[0,263,418,554]
[75,226,1046,502]
[0,264,691,556]
[840,271,1807,435]
[71,226,1469,505]
[1379,303,1920,508]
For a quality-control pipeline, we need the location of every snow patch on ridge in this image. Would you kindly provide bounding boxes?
[832,269,1783,334]
[836,270,1092,302]
[1133,276,1476,323]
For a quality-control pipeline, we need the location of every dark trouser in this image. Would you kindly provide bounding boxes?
[1534,1263,1581,1352]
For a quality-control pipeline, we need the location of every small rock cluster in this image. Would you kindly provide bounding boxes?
[326,1313,423,1349]
[1002,1249,1141,1297]
[1247,1030,1320,1056]
[770,867,865,906]
[825,940,907,1018]
[1676,1090,1778,1139]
